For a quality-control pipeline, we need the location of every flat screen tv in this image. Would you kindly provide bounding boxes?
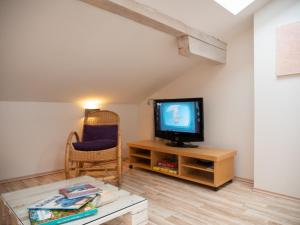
[154,98,204,148]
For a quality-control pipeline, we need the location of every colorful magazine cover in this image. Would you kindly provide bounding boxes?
[28,194,96,210]
[59,183,101,199]
[29,200,98,225]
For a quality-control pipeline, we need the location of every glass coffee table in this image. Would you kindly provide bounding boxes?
[0,176,148,225]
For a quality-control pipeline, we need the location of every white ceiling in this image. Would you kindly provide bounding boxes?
[0,0,270,104]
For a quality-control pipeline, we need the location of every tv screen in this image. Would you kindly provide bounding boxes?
[154,98,204,147]
[159,101,198,133]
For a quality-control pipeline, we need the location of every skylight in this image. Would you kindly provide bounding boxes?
[214,0,255,15]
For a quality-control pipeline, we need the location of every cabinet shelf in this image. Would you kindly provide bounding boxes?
[181,163,214,173]
[131,162,151,170]
[131,153,151,159]
[181,174,214,186]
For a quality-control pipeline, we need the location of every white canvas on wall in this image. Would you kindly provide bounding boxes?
[276,22,300,76]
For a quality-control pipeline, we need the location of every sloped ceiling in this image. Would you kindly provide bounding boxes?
[0,0,270,104]
[137,0,271,41]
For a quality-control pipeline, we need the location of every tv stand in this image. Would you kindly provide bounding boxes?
[128,140,236,190]
[166,141,198,148]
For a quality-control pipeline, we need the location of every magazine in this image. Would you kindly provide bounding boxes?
[29,200,98,225]
[59,183,101,199]
[28,194,97,210]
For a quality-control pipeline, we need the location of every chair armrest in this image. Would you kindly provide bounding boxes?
[66,131,80,144]
[118,133,122,155]
[65,131,80,178]
[117,132,122,184]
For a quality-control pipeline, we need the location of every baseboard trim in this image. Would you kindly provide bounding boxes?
[234,176,254,185]
[253,187,300,201]
[234,178,299,201]
[0,169,64,184]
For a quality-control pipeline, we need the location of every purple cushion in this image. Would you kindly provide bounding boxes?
[82,125,118,142]
[73,139,117,151]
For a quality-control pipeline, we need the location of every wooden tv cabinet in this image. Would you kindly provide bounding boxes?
[127,140,236,190]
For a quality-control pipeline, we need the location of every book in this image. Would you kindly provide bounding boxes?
[157,158,178,169]
[59,183,101,199]
[152,166,178,175]
[28,194,97,210]
[29,200,98,225]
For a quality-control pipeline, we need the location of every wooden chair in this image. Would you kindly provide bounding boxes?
[65,110,122,186]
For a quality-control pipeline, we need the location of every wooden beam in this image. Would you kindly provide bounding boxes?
[81,0,227,63]
[177,35,226,63]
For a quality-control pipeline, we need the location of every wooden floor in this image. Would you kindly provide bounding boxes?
[1,167,300,225]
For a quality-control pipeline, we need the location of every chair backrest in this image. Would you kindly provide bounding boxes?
[82,110,120,142]
[84,110,119,126]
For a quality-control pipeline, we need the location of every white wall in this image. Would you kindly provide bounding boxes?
[139,27,254,180]
[254,0,300,198]
[0,101,138,180]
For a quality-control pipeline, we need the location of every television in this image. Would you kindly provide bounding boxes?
[154,98,204,148]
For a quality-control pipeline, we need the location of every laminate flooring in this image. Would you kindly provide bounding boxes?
[1,167,299,225]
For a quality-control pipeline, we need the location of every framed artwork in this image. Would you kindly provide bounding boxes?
[276,22,300,76]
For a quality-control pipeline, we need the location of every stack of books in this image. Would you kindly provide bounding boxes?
[153,159,178,175]
[28,183,101,225]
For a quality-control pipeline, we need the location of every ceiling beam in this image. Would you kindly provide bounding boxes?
[177,36,226,63]
[81,0,227,63]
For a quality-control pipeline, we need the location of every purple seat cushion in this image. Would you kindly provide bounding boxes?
[82,125,118,142]
[73,139,117,151]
